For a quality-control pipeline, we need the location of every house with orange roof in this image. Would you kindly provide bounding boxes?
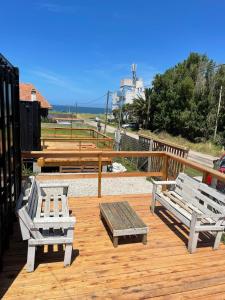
[19,83,52,117]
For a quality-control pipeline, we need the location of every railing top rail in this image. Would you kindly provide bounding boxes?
[45,127,93,131]
[22,150,165,158]
[22,150,225,183]
[42,127,112,139]
[92,129,112,139]
[139,133,189,152]
[41,137,113,141]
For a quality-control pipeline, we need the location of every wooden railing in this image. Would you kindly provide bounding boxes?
[42,127,111,139]
[22,150,225,198]
[139,134,189,176]
[41,128,113,150]
[41,137,113,150]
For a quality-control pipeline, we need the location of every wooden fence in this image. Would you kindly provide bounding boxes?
[22,150,225,198]
[41,128,113,150]
[42,127,110,139]
[41,137,113,150]
[139,134,189,177]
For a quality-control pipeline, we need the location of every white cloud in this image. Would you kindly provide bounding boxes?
[37,2,79,14]
[30,69,87,94]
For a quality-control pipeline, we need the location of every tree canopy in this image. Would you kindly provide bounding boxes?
[118,53,225,143]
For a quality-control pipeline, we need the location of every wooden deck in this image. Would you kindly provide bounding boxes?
[2,193,225,299]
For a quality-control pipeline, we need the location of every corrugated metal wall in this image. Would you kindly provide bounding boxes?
[0,54,21,270]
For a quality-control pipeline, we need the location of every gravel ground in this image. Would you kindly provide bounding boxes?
[40,177,153,197]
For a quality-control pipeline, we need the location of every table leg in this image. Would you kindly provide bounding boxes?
[113,236,118,247]
[142,234,147,245]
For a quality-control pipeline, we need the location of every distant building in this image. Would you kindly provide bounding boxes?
[19,83,52,117]
[112,64,145,110]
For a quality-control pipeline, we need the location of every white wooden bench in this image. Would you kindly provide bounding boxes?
[151,173,225,253]
[16,177,76,272]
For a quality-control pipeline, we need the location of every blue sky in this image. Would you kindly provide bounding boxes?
[1,0,225,107]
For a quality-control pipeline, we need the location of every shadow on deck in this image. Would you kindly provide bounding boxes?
[1,193,225,299]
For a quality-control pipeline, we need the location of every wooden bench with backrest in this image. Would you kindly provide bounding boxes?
[16,176,76,272]
[151,173,225,253]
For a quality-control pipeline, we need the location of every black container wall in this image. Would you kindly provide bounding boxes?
[0,54,21,270]
[20,101,41,151]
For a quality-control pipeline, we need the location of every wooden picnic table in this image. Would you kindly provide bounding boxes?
[99,201,148,247]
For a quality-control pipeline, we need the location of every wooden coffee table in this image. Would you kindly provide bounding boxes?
[99,201,148,247]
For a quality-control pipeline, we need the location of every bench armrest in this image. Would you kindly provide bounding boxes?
[33,216,76,229]
[39,183,69,189]
[151,179,176,186]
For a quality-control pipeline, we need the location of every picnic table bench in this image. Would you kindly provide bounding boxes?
[100,201,148,247]
[151,173,225,253]
[16,177,76,272]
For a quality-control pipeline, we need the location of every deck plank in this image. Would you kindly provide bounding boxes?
[1,193,225,299]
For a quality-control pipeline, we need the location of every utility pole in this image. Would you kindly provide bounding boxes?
[76,102,78,118]
[214,85,223,141]
[104,91,110,133]
[118,95,124,129]
[146,90,151,129]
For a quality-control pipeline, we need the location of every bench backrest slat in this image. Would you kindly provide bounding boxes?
[17,177,43,240]
[174,173,200,198]
[173,173,225,219]
[182,189,223,218]
[198,183,225,207]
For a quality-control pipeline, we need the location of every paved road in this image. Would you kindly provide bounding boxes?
[188,150,218,168]
[86,120,218,168]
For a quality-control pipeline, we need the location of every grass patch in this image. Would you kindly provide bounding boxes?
[183,167,202,178]
[113,157,138,172]
[77,113,105,120]
[42,127,92,137]
[41,122,95,137]
[140,130,223,157]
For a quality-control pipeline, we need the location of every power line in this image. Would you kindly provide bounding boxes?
[80,93,107,105]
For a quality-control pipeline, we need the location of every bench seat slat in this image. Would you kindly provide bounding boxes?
[61,195,69,217]
[155,192,191,227]
[29,237,73,246]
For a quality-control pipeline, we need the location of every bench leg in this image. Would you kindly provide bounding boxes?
[188,213,200,254]
[214,231,223,250]
[113,237,118,248]
[151,185,156,214]
[64,244,73,267]
[142,234,147,245]
[27,245,36,272]
[188,231,199,254]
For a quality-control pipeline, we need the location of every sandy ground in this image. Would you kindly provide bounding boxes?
[40,177,153,197]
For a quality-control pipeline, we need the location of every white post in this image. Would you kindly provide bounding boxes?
[214,85,223,141]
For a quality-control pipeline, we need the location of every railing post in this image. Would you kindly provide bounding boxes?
[98,154,102,198]
[202,171,210,184]
[162,154,169,191]
[147,140,153,172]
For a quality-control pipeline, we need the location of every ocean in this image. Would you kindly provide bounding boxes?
[52,105,109,114]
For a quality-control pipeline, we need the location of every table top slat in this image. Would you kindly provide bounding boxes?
[101,202,125,230]
[118,201,147,228]
[100,201,147,232]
